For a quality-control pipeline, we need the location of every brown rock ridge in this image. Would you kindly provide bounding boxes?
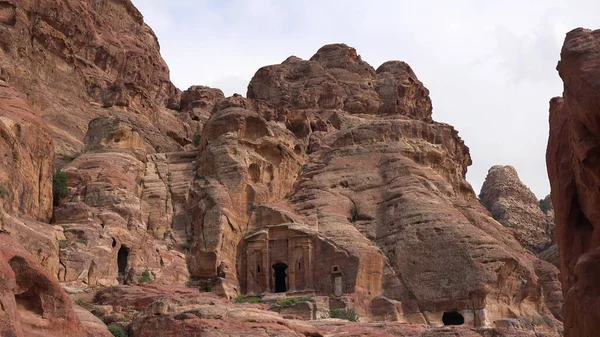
[91,285,559,337]
[0,0,567,335]
[184,43,563,334]
[479,165,554,253]
[547,27,600,337]
[0,0,188,164]
[0,81,105,336]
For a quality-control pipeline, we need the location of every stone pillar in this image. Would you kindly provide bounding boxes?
[305,240,313,290]
[287,238,296,291]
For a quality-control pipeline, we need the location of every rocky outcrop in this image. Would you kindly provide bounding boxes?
[0,1,570,335]
[479,165,553,253]
[0,235,93,337]
[93,285,559,337]
[0,80,100,336]
[181,43,563,334]
[0,0,186,164]
[547,27,600,337]
[0,81,54,221]
[53,115,189,287]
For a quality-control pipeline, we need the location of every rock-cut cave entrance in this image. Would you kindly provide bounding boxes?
[117,245,129,282]
[272,263,288,293]
[442,311,465,326]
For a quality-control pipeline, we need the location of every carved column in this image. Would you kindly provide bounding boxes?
[305,239,313,290]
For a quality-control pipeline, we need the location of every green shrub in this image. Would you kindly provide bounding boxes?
[139,270,152,284]
[193,132,201,147]
[77,238,88,245]
[53,170,69,205]
[276,297,312,307]
[58,240,68,249]
[539,198,553,214]
[182,238,192,251]
[108,324,127,337]
[329,308,359,322]
[235,296,261,304]
[349,204,359,222]
[75,298,88,306]
[0,184,8,199]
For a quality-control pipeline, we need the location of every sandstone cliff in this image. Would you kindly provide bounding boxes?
[547,27,600,337]
[0,0,568,336]
[479,165,554,253]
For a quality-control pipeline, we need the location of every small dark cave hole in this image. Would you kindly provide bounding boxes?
[15,287,44,316]
[117,245,129,276]
[112,238,117,248]
[442,311,464,326]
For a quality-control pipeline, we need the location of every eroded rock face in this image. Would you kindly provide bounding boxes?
[547,27,600,337]
[182,44,563,334]
[0,81,54,221]
[0,235,91,337]
[53,116,190,287]
[480,165,553,253]
[95,285,558,337]
[0,0,186,164]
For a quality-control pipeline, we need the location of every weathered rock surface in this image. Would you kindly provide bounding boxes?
[0,224,100,336]
[0,0,570,336]
[480,165,554,253]
[94,285,560,337]
[0,80,54,221]
[53,115,189,287]
[547,27,600,337]
[0,0,187,164]
[181,43,563,335]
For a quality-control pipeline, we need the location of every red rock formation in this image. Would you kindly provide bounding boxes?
[547,27,600,337]
[0,235,92,337]
[185,43,563,334]
[480,165,554,253]
[0,0,186,163]
[0,81,54,221]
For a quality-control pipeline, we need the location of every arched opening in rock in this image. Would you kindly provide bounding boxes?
[15,287,44,316]
[249,163,261,183]
[117,245,129,277]
[442,311,464,326]
[272,263,288,293]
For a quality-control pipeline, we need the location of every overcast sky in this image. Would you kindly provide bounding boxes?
[131,0,598,198]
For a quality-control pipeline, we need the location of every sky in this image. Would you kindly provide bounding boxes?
[131,0,599,198]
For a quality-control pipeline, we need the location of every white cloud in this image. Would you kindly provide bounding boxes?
[131,0,599,198]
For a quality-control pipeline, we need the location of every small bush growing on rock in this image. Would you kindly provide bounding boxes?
[53,170,69,205]
[235,296,261,304]
[539,198,553,214]
[329,308,359,322]
[108,324,127,337]
[349,204,359,222]
[139,270,152,283]
[58,240,68,249]
[276,297,312,307]
[193,132,201,147]
[0,184,8,199]
[75,298,88,306]
[182,238,193,251]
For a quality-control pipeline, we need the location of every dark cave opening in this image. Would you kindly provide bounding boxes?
[273,263,288,293]
[117,245,129,276]
[442,311,465,326]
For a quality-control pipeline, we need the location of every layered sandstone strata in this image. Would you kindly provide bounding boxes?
[479,165,554,253]
[547,27,600,337]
